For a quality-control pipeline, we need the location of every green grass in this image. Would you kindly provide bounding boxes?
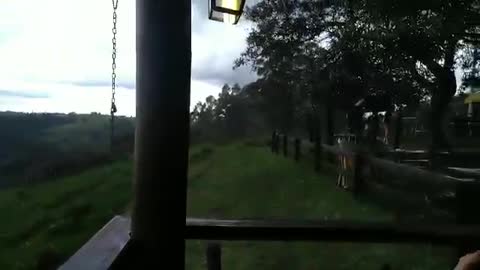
[186,142,455,270]
[0,142,455,269]
[0,160,132,270]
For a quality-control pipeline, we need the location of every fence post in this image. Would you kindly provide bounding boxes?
[283,135,288,157]
[271,131,277,153]
[314,134,322,172]
[294,138,301,161]
[275,133,280,154]
[206,242,222,270]
[456,182,480,259]
[352,152,364,196]
[393,110,403,150]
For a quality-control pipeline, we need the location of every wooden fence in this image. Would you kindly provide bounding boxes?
[270,132,480,237]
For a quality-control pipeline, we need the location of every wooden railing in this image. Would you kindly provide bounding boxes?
[270,132,480,243]
[62,215,480,269]
[63,134,480,270]
[270,132,479,195]
[187,218,480,270]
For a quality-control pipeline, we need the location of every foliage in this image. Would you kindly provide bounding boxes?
[190,83,267,143]
[236,0,480,150]
[0,112,135,188]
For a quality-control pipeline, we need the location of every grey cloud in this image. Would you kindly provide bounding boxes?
[0,90,49,98]
[191,1,257,86]
[192,64,257,86]
[192,0,210,34]
[72,0,256,93]
[71,80,135,90]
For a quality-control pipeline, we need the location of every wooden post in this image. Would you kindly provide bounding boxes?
[307,113,314,142]
[206,242,222,270]
[276,133,280,154]
[271,131,276,153]
[294,138,301,161]
[314,134,322,172]
[130,0,191,268]
[352,152,364,196]
[428,151,437,170]
[393,110,403,150]
[283,135,288,157]
[456,182,480,258]
[275,134,280,154]
[326,102,335,163]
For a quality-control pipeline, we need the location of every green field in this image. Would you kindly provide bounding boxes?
[0,143,454,269]
[0,161,132,269]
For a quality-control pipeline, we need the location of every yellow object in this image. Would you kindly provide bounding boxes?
[464,92,480,104]
[209,0,244,24]
[223,0,240,24]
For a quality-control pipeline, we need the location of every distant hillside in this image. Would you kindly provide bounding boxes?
[0,111,135,188]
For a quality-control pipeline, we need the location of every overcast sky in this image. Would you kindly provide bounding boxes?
[0,0,257,115]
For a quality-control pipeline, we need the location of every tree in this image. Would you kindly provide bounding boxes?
[231,83,242,95]
[352,0,480,150]
[190,84,264,141]
[235,0,333,135]
[238,0,480,150]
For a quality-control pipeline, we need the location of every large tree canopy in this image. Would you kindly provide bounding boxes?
[236,0,480,150]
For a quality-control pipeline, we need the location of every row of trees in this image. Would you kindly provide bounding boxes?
[232,0,480,151]
[190,83,266,142]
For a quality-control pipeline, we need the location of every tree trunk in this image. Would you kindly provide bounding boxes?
[282,88,294,133]
[326,104,334,146]
[325,100,335,163]
[430,69,456,152]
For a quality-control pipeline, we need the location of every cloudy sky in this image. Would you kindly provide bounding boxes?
[0,0,257,116]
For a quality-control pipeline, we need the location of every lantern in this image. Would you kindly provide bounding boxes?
[208,0,247,24]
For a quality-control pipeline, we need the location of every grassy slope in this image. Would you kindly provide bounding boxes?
[0,161,132,270]
[186,143,453,270]
[0,143,453,269]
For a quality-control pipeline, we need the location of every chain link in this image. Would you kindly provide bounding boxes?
[111,0,118,115]
[110,0,119,152]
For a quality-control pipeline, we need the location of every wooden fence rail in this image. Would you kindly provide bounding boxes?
[192,217,480,270]
[270,132,478,188]
[269,132,480,256]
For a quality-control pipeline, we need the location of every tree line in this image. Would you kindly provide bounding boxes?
[217,0,480,151]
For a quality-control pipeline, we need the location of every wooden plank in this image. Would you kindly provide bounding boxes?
[321,144,355,157]
[367,156,476,188]
[59,216,130,270]
[185,218,480,245]
[448,167,480,178]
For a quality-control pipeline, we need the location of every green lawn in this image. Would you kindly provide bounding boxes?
[0,161,132,270]
[0,143,455,269]
[186,143,454,270]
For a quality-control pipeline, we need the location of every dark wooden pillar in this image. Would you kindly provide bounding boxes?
[206,243,222,270]
[325,103,335,163]
[351,152,364,196]
[393,110,403,150]
[271,131,277,153]
[456,182,480,258]
[294,138,301,161]
[131,0,191,268]
[314,134,322,172]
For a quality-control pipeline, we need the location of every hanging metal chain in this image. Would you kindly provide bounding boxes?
[110,0,119,152]
[111,0,118,115]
